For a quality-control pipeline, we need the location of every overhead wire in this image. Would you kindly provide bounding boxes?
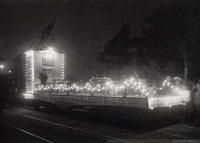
[45,0,71,47]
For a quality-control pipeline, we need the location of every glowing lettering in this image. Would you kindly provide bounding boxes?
[118,99,124,105]
[93,98,97,103]
[104,98,109,104]
[88,97,93,103]
[112,99,117,104]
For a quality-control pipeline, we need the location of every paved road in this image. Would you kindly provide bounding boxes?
[1,103,200,143]
[0,110,109,143]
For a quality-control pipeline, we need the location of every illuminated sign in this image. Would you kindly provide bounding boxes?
[34,94,148,109]
[148,95,182,109]
[23,93,34,99]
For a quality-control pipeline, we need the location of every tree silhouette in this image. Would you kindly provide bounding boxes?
[0,58,5,64]
[97,22,133,79]
[142,3,186,74]
[131,37,149,67]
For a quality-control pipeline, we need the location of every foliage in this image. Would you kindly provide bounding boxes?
[141,3,186,73]
[0,58,6,63]
[97,22,133,78]
[131,37,149,67]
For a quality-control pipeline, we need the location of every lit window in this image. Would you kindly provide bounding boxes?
[42,53,54,66]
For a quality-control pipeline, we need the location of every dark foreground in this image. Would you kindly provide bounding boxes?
[0,96,200,143]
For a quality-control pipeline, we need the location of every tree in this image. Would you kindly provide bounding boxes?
[131,37,149,67]
[97,22,133,79]
[36,22,56,49]
[0,58,5,63]
[141,3,186,75]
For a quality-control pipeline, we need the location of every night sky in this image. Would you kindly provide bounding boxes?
[0,0,183,79]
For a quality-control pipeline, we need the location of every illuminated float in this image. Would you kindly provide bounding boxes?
[13,48,184,113]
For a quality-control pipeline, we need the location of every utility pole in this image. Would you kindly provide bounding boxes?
[184,1,189,80]
[45,0,71,48]
[184,45,189,80]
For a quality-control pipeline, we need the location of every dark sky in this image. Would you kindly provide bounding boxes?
[0,0,181,79]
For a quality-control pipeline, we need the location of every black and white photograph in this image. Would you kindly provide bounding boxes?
[0,0,200,142]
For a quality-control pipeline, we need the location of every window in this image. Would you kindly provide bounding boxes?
[42,53,54,66]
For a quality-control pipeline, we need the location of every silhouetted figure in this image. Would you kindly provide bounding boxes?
[39,68,48,86]
[194,78,200,126]
[189,80,197,125]
[180,79,192,124]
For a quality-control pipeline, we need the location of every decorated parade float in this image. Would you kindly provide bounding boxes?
[14,48,185,119]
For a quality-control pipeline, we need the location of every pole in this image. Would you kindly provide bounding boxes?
[184,46,189,80]
[45,0,71,48]
[184,1,189,80]
[134,71,139,80]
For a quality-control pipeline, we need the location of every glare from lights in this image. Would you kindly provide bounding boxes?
[0,65,4,69]
[47,47,53,51]
[106,82,110,85]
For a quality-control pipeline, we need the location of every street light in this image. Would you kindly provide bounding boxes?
[0,65,4,69]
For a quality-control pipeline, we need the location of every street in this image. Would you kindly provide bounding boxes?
[0,103,200,143]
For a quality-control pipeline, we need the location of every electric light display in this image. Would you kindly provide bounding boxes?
[162,80,191,103]
[34,77,148,96]
[148,95,182,109]
[124,78,149,97]
[62,54,65,80]
[24,50,34,99]
[163,80,179,92]
[23,48,64,99]
[26,55,183,110]
[147,79,184,109]
[33,76,184,109]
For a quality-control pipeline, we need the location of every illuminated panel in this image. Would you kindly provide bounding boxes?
[25,50,34,95]
[125,78,149,97]
[23,93,34,99]
[42,53,54,66]
[148,95,182,109]
[162,80,191,103]
[61,54,65,80]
